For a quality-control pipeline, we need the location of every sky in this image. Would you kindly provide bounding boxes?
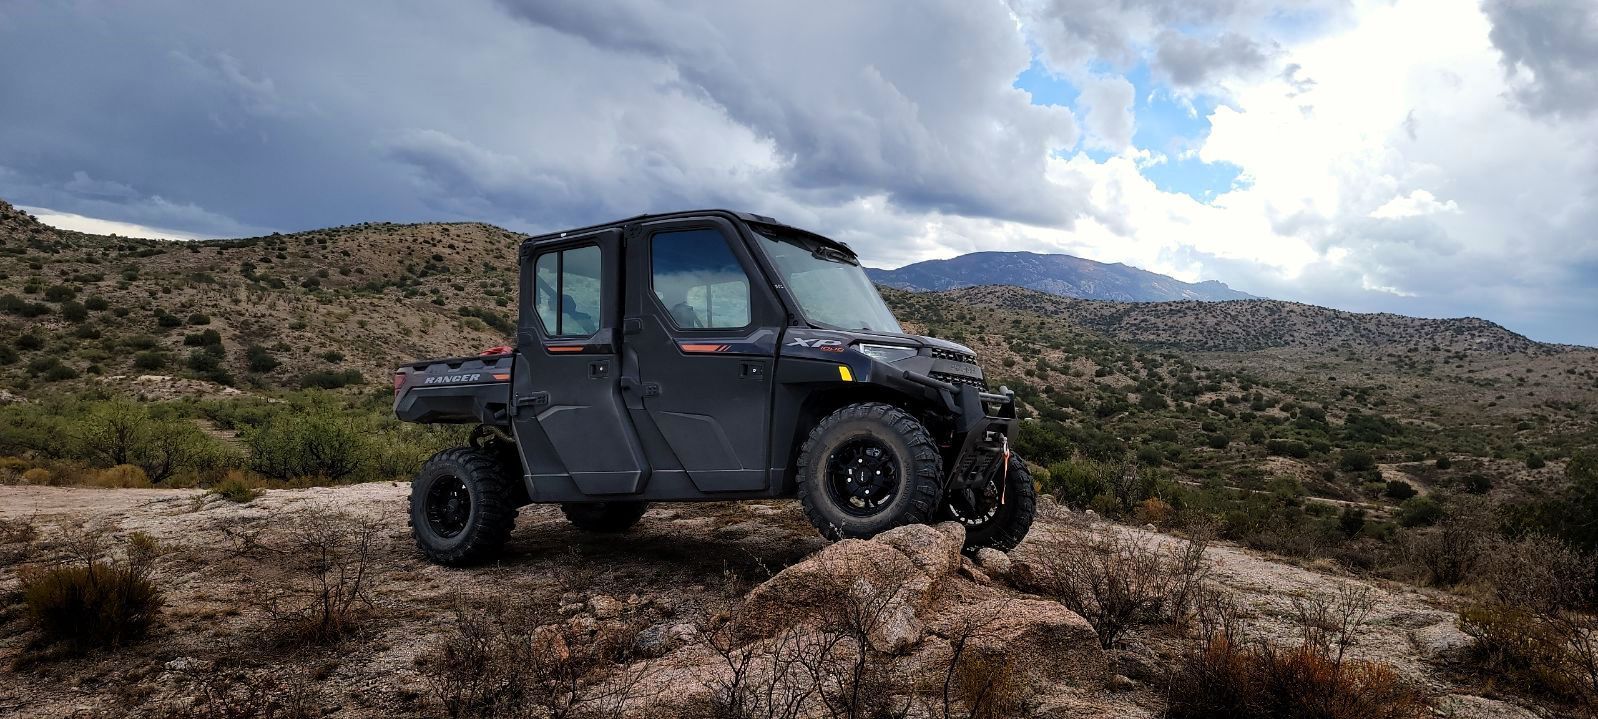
[0,0,1594,345]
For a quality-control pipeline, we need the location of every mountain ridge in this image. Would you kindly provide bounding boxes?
[867,249,1259,303]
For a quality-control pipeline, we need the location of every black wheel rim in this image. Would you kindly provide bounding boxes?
[947,461,1004,528]
[825,437,900,517]
[426,476,472,538]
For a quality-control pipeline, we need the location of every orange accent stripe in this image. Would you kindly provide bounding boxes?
[547,345,585,353]
[680,343,729,353]
[491,373,511,381]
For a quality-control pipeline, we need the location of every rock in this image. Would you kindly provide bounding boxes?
[875,522,964,580]
[558,602,584,616]
[932,597,1099,663]
[1434,695,1539,719]
[1143,523,1157,531]
[973,548,1012,577]
[163,657,206,673]
[1112,643,1163,684]
[636,622,698,657]
[958,558,994,586]
[1410,620,1468,657]
[587,594,623,619]
[735,537,932,644]
[1107,674,1138,693]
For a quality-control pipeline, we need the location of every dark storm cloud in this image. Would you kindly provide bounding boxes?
[490,0,1082,227]
[1007,0,1345,80]
[1154,31,1273,87]
[1483,0,1598,118]
[0,0,1081,240]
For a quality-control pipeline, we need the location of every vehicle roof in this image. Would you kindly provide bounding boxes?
[520,209,856,259]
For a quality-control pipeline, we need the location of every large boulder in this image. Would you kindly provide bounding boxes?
[732,523,967,653]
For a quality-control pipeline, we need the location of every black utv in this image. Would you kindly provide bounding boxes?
[394,210,1035,565]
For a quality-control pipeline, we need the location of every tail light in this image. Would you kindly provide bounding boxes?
[393,371,406,396]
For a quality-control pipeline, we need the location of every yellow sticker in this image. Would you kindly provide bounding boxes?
[837,365,854,381]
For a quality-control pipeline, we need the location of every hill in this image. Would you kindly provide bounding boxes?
[866,250,1257,302]
[0,198,521,390]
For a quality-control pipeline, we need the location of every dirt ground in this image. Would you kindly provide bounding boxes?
[0,484,1538,718]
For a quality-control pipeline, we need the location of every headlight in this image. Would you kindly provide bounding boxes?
[853,343,919,364]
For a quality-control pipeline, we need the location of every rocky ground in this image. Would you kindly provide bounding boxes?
[0,484,1539,718]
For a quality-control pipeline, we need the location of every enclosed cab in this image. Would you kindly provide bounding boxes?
[394,210,1034,565]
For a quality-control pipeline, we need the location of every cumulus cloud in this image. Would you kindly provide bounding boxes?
[1369,190,1460,219]
[1483,0,1598,118]
[1078,76,1137,152]
[1154,31,1274,88]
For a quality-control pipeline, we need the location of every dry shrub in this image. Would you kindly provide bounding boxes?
[1401,499,1492,588]
[1135,497,1176,527]
[1480,533,1596,612]
[932,607,1038,719]
[244,505,387,644]
[84,464,153,488]
[1457,534,1598,710]
[1167,586,1429,719]
[18,530,163,652]
[164,665,326,719]
[419,598,651,719]
[0,515,38,565]
[1023,528,1209,648]
[207,474,261,503]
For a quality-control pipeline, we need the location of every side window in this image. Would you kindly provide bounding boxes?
[650,229,751,330]
[532,245,602,337]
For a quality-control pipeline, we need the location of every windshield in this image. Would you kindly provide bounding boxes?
[756,228,903,333]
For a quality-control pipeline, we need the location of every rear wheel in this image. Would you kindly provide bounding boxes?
[410,447,518,566]
[941,454,1036,552]
[561,501,649,532]
[796,402,943,540]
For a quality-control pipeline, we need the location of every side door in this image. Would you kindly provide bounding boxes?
[512,230,650,497]
[622,217,783,493]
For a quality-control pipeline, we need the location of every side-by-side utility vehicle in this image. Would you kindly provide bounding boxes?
[394,210,1035,565]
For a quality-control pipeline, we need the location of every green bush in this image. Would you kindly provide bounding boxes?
[1527,453,1546,470]
[245,344,280,373]
[1340,450,1376,472]
[155,312,182,328]
[243,404,373,481]
[79,400,226,482]
[60,300,88,322]
[187,313,211,325]
[43,285,76,302]
[456,306,514,334]
[1266,439,1310,458]
[1384,480,1417,500]
[183,329,222,347]
[42,364,79,382]
[132,351,169,370]
[300,369,363,389]
[1396,496,1443,527]
[1045,458,1120,508]
[208,477,260,503]
[84,296,109,311]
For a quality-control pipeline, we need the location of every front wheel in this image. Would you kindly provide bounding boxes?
[409,447,518,566]
[795,402,943,540]
[941,454,1036,552]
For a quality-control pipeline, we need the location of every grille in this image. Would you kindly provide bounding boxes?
[930,347,979,365]
[931,371,988,391]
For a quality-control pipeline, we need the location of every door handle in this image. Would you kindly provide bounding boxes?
[589,360,610,379]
